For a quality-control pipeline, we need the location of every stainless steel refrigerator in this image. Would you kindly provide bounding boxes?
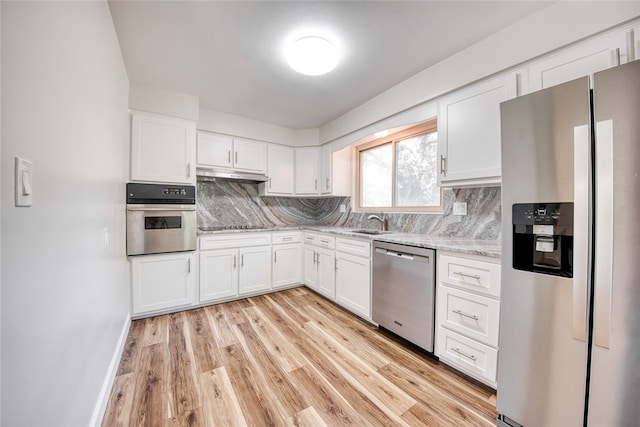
[497,59,640,427]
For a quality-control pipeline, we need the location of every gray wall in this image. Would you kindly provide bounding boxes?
[1,3,130,425]
[197,181,501,240]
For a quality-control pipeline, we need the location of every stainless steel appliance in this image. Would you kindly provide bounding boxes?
[372,241,435,352]
[498,60,640,426]
[126,183,196,256]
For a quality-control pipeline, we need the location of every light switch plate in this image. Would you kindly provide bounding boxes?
[453,202,467,216]
[15,156,34,207]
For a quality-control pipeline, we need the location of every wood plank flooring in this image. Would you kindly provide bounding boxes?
[102,287,497,426]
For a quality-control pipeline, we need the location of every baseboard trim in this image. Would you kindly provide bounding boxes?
[89,313,131,427]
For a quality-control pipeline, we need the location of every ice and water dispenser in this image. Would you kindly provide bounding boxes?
[512,203,574,277]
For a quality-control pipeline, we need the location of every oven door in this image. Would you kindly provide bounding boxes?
[126,204,196,256]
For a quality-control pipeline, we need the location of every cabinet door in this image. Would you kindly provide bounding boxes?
[238,246,272,295]
[199,249,238,302]
[317,248,336,299]
[320,145,332,194]
[303,246,318,289]
[233,138,267,172]
[131,252,195,315]
[264,144,294,195]
[528,30,625,92]
[437,73,517,186]
[295,147,320,195]
[335,252,371,319]
[197,132,233,168]
[272,243,302,289]
[131,112,196,184]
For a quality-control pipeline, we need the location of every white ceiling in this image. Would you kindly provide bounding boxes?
[109,1,552,129]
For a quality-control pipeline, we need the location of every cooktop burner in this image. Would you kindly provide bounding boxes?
[199,225,268,231]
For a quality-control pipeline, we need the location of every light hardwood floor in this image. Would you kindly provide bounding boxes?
[102,287,497,426]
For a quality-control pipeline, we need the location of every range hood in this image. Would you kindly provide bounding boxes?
[196,167,269,183]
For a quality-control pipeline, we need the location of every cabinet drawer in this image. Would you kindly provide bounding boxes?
[200,232,272,250]
[303,232,318,246]
[317,234,336,249]
[436,326,498,387]
[438,285,500,347]
[336,237,370,258]
[272,231,301,244]
[439,253,501,297]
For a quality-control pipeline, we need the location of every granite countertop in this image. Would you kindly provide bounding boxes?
[199,226,501,258]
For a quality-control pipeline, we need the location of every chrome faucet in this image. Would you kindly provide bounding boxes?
[367,212,388,231]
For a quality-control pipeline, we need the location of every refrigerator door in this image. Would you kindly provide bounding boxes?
[588,60,640,425]
[497,77,591,426]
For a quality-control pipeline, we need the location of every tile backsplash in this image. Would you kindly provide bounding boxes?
[197,180,501,240]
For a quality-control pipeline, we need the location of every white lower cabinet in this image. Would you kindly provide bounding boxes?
[317,248,336,299]
[335,250,371,319]
[305,235,372,321]
[238,246,272,295]
[435,251,501,388]
[199,232,272,303]
[199,248,238,301]
[303,244,319,289]
[272,232,302,289]
[131,252,195,316]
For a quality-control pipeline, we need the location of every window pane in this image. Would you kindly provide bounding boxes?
[395,131,439,206]
[360,143,392,207]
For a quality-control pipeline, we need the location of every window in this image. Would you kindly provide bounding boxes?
[357,121,441,212]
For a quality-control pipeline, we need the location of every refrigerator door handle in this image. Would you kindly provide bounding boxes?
[573,124,590,342]
[594,119,614,349]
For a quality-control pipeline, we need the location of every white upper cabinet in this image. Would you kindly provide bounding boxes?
[196,131,266,173]
[437,73,517,187]
[295,147,320,195]
[196,132,233,168]
[527,29,627,93]
[320,145,332,195]
[131,111,196,184]
[294,145,349,197]
[260,144,294,196]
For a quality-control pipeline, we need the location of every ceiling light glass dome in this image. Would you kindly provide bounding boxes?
[287,36,338,76]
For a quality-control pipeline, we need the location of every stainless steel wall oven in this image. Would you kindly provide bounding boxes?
[126,183,196,256]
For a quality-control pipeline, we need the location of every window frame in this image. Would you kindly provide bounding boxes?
[355,120,443,213]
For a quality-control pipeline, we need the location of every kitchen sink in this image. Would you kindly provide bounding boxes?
[350,229,391,235]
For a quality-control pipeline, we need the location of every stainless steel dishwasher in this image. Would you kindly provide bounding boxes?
[372,241,435,352]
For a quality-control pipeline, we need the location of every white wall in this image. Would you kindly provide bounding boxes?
[320,2,640,144]
[129,83,200,121]
[1,2,130,426]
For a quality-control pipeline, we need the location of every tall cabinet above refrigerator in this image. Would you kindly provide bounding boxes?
[497,59,640,426]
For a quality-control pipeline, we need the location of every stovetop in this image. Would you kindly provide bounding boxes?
[198,225,269,232]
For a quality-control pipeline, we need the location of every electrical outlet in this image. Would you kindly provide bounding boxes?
[453,202,467,216]
[340,204,346,213]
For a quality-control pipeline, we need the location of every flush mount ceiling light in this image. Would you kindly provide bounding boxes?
[287,36,338,76]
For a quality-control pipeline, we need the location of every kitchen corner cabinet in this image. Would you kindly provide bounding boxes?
[130,111,196,184]
[294,145,337,196]
[437,73,517,187]
[196,131,266,173]
[259,144,294,196]
[295,147,321,195]
[131,252,195,317]
[435,251,501,388]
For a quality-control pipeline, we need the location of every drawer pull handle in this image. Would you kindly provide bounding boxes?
[281,237,293,241]
[451,347,477,362]
[452,309,479,321]
[453,271,481,280]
